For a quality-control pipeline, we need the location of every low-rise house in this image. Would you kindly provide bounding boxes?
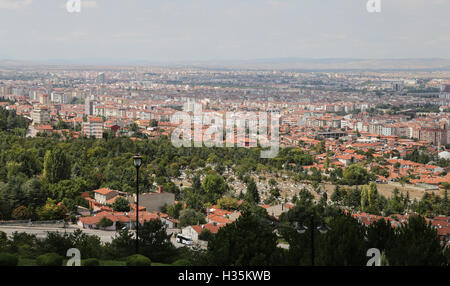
[94,188,119,205]
[78,211,127,231]
[161,216,180,229]
[78,210,160,230]
[131,186,175,212]
[76,206,90,216]
[264,203,294,218]
[181,223,221,242]
[432,216,450,245]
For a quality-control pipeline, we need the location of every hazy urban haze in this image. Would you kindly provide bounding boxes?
[1,0,450,63]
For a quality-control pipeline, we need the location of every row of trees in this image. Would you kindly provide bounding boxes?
[0,107,28,134]
[331,183,450,217]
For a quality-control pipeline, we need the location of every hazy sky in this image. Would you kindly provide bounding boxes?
[1,0,449,63]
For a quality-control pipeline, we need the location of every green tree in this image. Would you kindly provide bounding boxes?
[342,164,370,185]
[217,197,239,210]
[166,202,183,219]
[330,185,342,204]
[37,198,68,220]
[245,179,260,204]
[98,217,113,229]
[112,197,131,212]
[366,218,395,254]
[202,173,228,203]
[317,214,367,266]
[138,219,178,263]
[387,215,446,266]
[43,148,71,184]
[207,213,280,266]
[179,209,206,227]
[107,229,135,259]
[198,229,215,242]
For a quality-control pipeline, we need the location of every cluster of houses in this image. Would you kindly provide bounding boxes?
[348,210,450,246]
[77,186,178,230]
[75,187,450,247]
[74,185,300,244]
[287,133,450,191]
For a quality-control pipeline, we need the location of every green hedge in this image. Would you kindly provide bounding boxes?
[82,258,100,266]
[126,254,152,266]
[172,259,193,266]
[36,253,63,266]
[0,253,19,266]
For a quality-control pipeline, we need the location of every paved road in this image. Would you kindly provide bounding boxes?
[0,225,119,243]
[0,225,183,244]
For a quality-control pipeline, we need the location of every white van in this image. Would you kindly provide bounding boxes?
[176,234,193,245]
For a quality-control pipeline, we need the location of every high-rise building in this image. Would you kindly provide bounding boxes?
[82,116,103,139]
[439,85,450,100]
[31,106,50,125]
[95,73,106,84]
[85,95,97,116]
[39,94,50,105]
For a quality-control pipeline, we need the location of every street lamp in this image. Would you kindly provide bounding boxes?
[133,154,142,254]
[295,221,308,234]
[296,214,330,266]
[317,222,331,234]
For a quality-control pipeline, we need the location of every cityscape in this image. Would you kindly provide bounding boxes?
[0,0,449,275]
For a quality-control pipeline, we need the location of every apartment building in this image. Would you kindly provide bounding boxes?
[39,94,50,105]
[82,116,104,139]
[31,106,50,125]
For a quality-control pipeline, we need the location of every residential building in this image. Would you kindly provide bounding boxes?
[82,116,104,138]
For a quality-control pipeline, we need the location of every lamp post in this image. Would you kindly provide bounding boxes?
[133,154,142,254]
[295,214,330,266]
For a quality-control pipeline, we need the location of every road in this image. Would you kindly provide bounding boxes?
[0,225,119,243]
[0,225,182,244]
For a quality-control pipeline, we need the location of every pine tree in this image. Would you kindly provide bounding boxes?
[405,191,410,209]
[443,189,449,216]
[331,185,341,203]
[361,186,368,211]
[245,179,260,204]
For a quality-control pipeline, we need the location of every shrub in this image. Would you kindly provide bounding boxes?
[82,258,100,266]
[0,231,8,252]
[17,244,37,258]
[0,253,19,266]
[98,217,114,229]
[198,229,214,242]
[172,259,192,266]
[126,254,152,266]
[36,253,63,266]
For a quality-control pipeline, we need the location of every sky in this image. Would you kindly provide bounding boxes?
[0,0,449,63]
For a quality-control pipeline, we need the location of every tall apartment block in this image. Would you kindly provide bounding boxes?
[31,106,50,125]
[39,94,50,105]
[82,116,104,139]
